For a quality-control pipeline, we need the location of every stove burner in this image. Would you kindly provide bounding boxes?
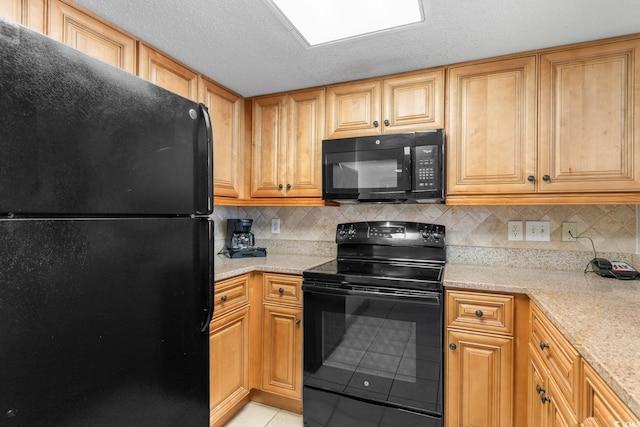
[304,221,446,291]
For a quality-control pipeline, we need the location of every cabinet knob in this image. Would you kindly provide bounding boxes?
[536,384,546,395]
[373,120,379,127]
[541,394,552,404]
[278,287,285,294]
[475,310,483,318]
[449,343,457,350]
[295,318,301,325]
[383,119,390,126]
[539,340,550,350]
[286,183,291,189]
[527,175,535,183]
[220,295,228,302]
[278,184,283,190]
[542,174,551,182]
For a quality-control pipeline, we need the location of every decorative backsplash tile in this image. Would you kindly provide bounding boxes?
[213,204,638,268]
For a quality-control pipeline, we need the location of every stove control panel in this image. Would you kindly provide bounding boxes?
[336,221,445,247]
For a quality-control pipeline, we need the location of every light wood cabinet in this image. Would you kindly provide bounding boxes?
[138,43,198,101]
[530,303,581,415]
[0,0,23,23]
[529,302,640,426]
[538,38,640,194]
[446,329,514,426]
[209,272,305,421]
[528,347,547,427]
[447,37,640,205]
[251,88,324,198]
[326,69,444,138]
[581,358,640,426]
[49,0,136,73]
[0,0,46,33]
[528,341,579,427]
[446,56,537,195]
[210,306,250,427]
[325,79,380,138]
[209,274,251,427]
[261,274,303,401]
[251,94,286,197]
[445,290,518,427]
[200,76,243,199]
[214,274,250,317]
[546,376,580,427]
[262,304,303,399]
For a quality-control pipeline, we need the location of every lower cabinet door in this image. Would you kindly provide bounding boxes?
[262,304,303,399]
[546,376,579,427]
[446,329,513,427]
[581,360,640,426]
[528,346,548,427]
[210,306,250,426]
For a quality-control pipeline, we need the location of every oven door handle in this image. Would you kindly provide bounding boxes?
[302,282,442,304]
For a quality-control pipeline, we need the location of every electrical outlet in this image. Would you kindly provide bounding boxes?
[525,221,550,241]
[562,222,577,242]
[507,221,523,241]
[271,218,281,234]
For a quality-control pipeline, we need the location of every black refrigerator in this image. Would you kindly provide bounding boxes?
[0,18,212,426]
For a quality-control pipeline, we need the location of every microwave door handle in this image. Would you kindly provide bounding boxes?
[403,146,412,190]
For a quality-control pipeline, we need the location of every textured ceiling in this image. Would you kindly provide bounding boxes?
[73,0,640,97]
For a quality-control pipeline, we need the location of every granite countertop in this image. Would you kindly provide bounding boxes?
[444,263,640,418]
[213,256,640,417]
[214,254,333,282]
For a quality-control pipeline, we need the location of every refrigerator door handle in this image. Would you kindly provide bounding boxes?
[200,218,214,332]
[198,102,213,215]
[201,279,213,333]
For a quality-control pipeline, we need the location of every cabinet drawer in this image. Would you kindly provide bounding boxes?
[213,274,250,319]
[263,273,302,306]
[446,290,514,335]
[582,359,640,425]
[530,304,581,414]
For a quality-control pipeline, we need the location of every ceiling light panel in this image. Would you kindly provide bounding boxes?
[268,0,424,46]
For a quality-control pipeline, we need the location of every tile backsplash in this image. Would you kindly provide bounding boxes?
[213,204,638,270]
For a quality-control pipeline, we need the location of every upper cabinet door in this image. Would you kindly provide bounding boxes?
[49,0,136,73]
[447,56,537,194]
[382,69,444,133]
[539,39,640,193]
[326,79,381,138]
[138,43,198,101]
[286,88,324,198]
[251,94,287,197]
[200,77,243,199]
[326,71,444,139]
[0,0,46,33]
[0,1,22,22]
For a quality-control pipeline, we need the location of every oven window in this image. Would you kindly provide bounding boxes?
[303,291,443,416]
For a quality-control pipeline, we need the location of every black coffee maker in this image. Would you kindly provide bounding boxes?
[224,219,266,258]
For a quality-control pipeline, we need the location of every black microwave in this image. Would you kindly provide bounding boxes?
[322,130,445,203]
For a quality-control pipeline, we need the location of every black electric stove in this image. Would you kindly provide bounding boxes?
[302,221,446,427]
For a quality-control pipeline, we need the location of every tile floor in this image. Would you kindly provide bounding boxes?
[224,402,303,427]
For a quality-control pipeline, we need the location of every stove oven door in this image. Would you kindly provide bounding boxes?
[302,282,443,427]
